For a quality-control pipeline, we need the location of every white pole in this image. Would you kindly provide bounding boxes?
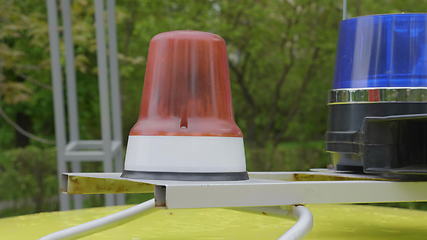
[107,0,125,205]
[60,0,83,209]
[46,0,70,211]
[94,0,114,206]
[343,0,348,20]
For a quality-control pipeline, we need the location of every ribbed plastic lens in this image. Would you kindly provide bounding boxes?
[334,14,427,89]
[130,30,242,137]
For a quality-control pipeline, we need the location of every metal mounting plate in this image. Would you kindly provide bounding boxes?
[62,171,427,209]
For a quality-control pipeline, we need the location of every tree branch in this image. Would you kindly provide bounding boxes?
[0,106,54,144]
[274,47,321,143]
[265,14,300,137]
[229,58,256,108]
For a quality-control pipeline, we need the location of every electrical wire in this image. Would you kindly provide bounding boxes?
[39,199,311,239]
[0,106,54,144]
[232,204,313,240]
[39,199,155,240]
[277,205,313,240]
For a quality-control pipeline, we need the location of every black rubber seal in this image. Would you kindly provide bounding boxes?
[336,164,363,172]
[327,102,427,175]
[121,170,249,181]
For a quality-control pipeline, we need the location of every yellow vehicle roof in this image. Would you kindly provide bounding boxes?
[1,204,427,239]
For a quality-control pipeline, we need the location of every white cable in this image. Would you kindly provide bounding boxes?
[39,199,155,240]
[277,205,313,240]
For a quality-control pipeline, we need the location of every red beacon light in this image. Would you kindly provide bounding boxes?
[121,31,249,181]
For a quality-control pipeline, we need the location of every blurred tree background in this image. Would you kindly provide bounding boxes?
[1,0,427,217]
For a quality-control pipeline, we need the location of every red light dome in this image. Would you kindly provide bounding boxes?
[130,30,242,137]
[122,31,248,181]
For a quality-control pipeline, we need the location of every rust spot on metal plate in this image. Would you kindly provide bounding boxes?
[66,175,154,194]
[292,173,389,181]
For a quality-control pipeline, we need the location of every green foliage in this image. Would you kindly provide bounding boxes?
[0,146,155,217]
[0,0,53,148]
[0,146,58,216]
[247,141,329,171]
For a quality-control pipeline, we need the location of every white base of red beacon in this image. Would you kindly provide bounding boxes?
[121,136,249,181]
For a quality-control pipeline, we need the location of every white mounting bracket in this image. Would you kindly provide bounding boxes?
[62,171,427,209]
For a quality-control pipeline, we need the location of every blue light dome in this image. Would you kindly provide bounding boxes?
[334,14,427,89]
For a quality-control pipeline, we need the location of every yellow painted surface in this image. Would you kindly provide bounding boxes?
[1,204,427,239]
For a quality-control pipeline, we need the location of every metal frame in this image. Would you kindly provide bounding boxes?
[329,87,427,104]
[62,171,427,209]
[47,0,124,210]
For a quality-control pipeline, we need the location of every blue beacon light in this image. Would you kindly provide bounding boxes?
[334,14,427,89]
[326,14,427,175]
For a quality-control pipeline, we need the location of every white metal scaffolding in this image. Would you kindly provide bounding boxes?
[46,0,124,210]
